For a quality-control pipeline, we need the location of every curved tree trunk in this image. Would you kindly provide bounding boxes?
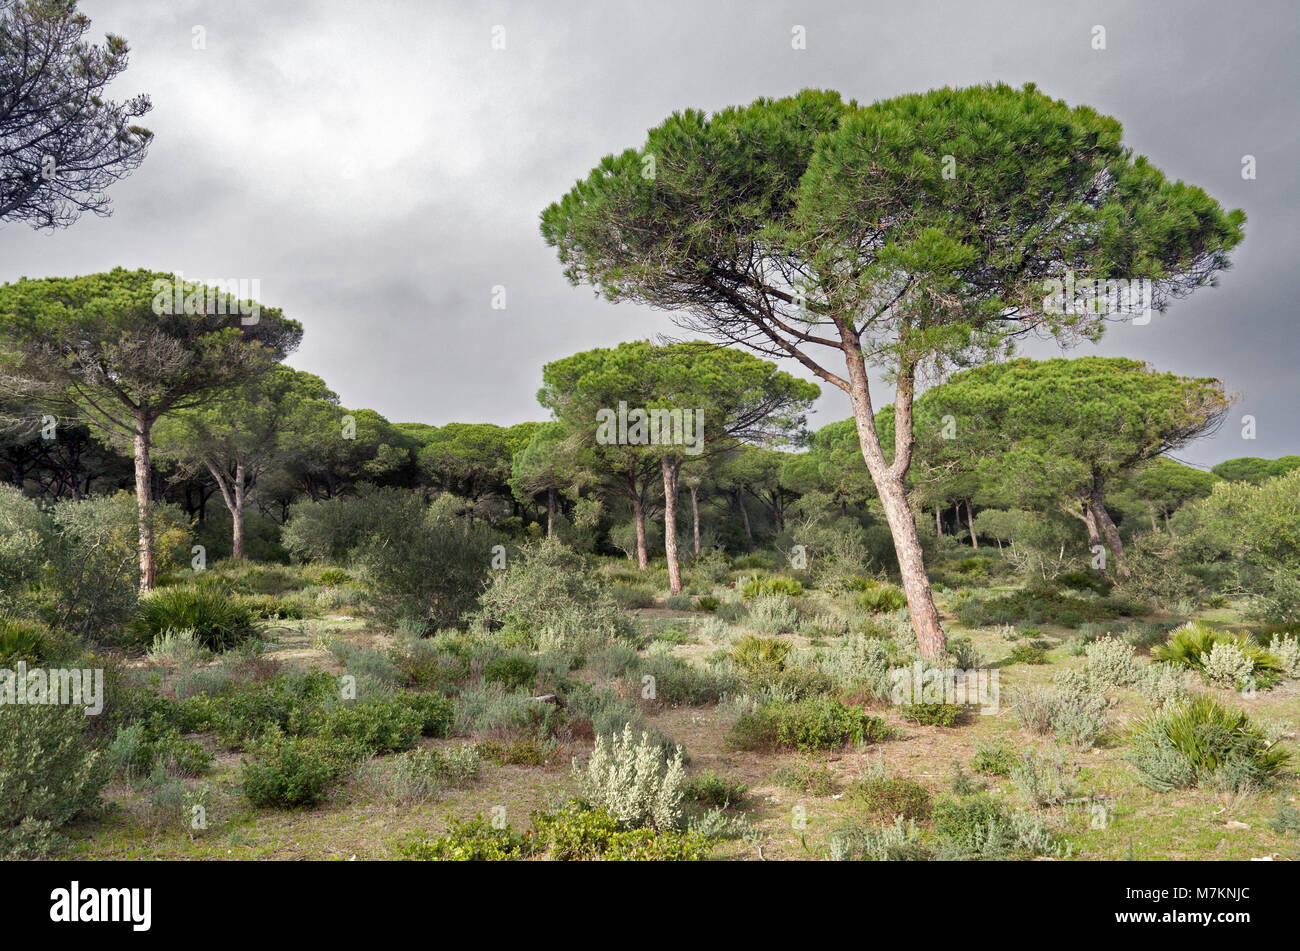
[662,457,682,594]
[735,488,752,542]
[841,348,946,660]
[133,419,156,592]
[966,500,978,549]
[1088,486,1128,580]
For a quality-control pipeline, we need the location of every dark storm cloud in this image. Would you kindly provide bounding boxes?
[2,0,1295,465]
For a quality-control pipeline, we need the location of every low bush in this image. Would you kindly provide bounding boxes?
[0,615,56,665]
[131,584,257,652]
[684,770,748,808]
[970,738,1017,777]
[575,725,686,831]
[729,698,891,753]
[530,802,714,860]
[0,703,107,857]
[1151,622,1285,689]
[387,744,480,802]
[1006,642,1049,665]
[1127,695,1291,792]
[855,584,907,614]
[828,816,931,861]
[482,653,538,691]
[241,731,362,808]
[397,814,534,860]
[771,759,839,796]
[745,595,799,635]
[899,702,965,727]
[740,575,803,599]
[851,775,933,819]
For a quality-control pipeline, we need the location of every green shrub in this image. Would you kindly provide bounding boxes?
[131,584,257,652]
[530,802,714,860]
[395,692,455,737]
[1007,642,1049,665]
[46,493,191,642]
[316,568,353,586]
[740,575,803,599]
[482,653,538,691]
[0,615,54,665]
[397,814,534,860]
[856,584,907,614]
[641,649,736,705]
[684,770,748,808]
[851,775,933,819]
[1127,695,1291,792]
[356,507,495,630]
[932,796,1010,851]
[729,698,891,752]
[587,643,642,679]
[1152,622,1284,689]
[0,703,107,857]
[238,594,304,620]
[899,702,964,727]
[478,539,631,652]
[971,738,1017,777]
[610,582,658,609]
[695,595,721,612]
[314,697,424,754]
[771,760,839,796]
[241,731,361,808]
[663,593,695,611]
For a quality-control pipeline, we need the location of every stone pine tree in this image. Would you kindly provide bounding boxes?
[0,0,152,228]
[154,366,333,560]
[540,341,816,591]
[912,357,1231,580]
[542,84,1244,657]
[0,269,301,589]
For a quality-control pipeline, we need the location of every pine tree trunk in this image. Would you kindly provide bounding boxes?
[966,500,978,549]
[1088,487,1129,580]
[842,350,946,660]
[662,457,682,594]
[133,420,156,592]
[935,507,942,535]
[736,488,752,542]
[690,485,701,555]
[546,487,555,538]
[631,493,649,569]
[231,461,246,561]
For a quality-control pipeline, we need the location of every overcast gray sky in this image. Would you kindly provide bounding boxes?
[2,0,1296,466]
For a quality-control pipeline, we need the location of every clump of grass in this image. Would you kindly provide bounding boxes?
[771,759,839,796]
[131,584,257,652]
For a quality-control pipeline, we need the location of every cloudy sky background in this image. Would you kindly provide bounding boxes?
[2,0,1296,466]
